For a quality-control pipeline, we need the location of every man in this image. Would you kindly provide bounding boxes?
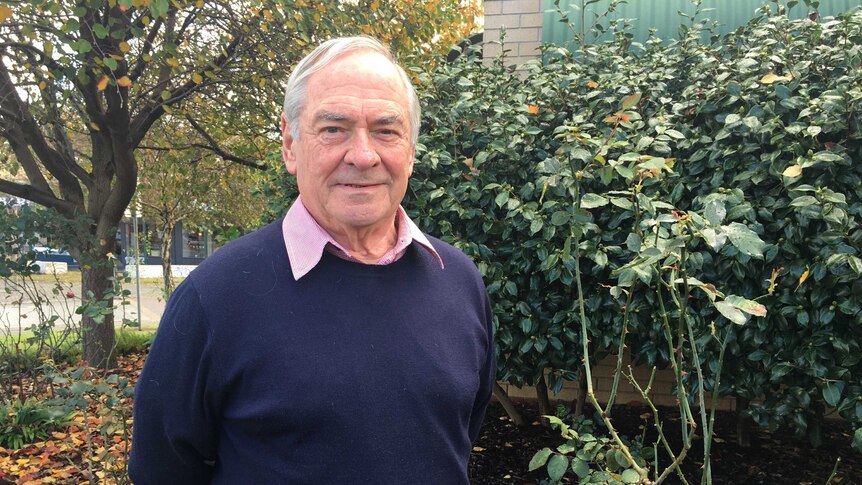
[129,36,495,483]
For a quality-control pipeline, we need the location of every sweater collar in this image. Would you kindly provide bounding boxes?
[281,196,444,280]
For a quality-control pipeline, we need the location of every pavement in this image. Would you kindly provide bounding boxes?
[0,275,167,333]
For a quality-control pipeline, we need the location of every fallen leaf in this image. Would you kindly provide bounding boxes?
[760,72,793,84]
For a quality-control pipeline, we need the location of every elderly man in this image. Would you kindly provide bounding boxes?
[129,36,495,483]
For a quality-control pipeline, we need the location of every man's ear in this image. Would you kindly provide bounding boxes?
[407,146,415,177]
[281,114,297,175]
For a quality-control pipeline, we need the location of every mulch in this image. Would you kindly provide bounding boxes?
[469,398,862,484]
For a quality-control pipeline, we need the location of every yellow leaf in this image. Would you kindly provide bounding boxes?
[38,80,47,90]
[0,5,12,23]
[760,72,793,84]
[796,265,810,291]
[166,57,179,67]
[587,80,598,88]
[119,41,130,53]
[527,105,539,114]
[192,72,203,84]
[96,75,109,91]
[782,164,802,177]
[90,122,100,131]
[196,0,203,6]
[117,76,132,87]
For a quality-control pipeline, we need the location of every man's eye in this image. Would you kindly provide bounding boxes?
[323,127,341,134]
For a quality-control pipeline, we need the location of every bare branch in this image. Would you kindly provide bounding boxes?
[0,179,77,216]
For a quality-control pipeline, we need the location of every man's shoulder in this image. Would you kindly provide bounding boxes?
[422,235,482,279]
[187,219,288,285]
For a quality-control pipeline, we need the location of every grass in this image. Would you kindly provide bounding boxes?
[0,329,156,371]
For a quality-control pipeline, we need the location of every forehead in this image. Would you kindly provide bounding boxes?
[303,51,409,120]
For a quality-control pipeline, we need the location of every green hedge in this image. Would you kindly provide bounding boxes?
[261,7,862,443]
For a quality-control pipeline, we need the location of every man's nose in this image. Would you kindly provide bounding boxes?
[345,131,380,169]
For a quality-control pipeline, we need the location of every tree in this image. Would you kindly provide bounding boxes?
[0,0,281,368]
[136,118,264,296]
[0,0,480,369]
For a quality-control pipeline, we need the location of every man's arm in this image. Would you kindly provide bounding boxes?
[468,293,496,442]
[129,279,219,483]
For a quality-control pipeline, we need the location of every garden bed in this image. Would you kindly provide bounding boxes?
[469,399,862,484]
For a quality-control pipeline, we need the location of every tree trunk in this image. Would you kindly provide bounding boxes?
[160,225,175,297]
[492,382,526,426]
[736,396,752,448]
[536,373,552,426]
[81,264,117,369]
[573,366,587,418]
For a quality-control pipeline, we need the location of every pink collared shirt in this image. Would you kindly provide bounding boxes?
[282,197,444,280]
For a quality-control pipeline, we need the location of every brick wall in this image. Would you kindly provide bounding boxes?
[483,0,543,66]
[499,353,738,411]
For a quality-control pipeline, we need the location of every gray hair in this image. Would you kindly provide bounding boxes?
[282,36,421,146]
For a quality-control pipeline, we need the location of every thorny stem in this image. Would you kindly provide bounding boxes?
[702,329,730,485]
[625,366,691,485]
[604,286,635,414]
[655,276,695,446]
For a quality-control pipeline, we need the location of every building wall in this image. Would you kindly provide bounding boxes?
[483,0,544,66]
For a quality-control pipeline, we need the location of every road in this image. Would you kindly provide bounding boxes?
[0,276,167,333]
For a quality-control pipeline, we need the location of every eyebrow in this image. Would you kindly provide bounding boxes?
[313,111,404,127]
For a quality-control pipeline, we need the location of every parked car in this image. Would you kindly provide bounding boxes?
[33,246,79,270]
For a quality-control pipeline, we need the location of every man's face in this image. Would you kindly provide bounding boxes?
[281,50,414,239]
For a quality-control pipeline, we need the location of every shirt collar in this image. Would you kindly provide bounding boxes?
[282,196,444,280]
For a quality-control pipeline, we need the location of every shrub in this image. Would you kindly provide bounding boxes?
[0,397,73,449]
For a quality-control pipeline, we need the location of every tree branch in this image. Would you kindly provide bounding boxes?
[185,116,265,170]
[0,179,78,216]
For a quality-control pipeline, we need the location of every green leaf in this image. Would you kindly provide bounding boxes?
[852,428,862,452]
[621,92,641,110]
[494,192,509,208]
[580,193,608,209]
[725,113,741,124]
[530,218,543,235]
[665,129,685,139]
[722,223,766,258]
[704,200,726,226]
[813,151,843,163]
[715,301,747,325]
[547,454,569,481]
[822,381,844,408]
[790,195,818,207]
[551,211,570,226]
[104,57,118,70]
[93,23,108,39]
[724,295,767,317]
[571,457,590,478]
[529,448,552,471]
[621,468,641,484]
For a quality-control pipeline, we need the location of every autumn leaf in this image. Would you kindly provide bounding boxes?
[192,72,203,84]
[0,5,12,22]
[96,75,109,91]
[527,105,539,114]
[796,265,810,291]
[587,80,598,88]
[119,41,130,53]
[782,164,802,177]
[117,76,132,87]
[760,72,793,84]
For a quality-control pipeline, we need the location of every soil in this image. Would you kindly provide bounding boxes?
[468,399,862,484]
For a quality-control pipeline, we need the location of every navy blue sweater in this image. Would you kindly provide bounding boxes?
[129,219,495,484]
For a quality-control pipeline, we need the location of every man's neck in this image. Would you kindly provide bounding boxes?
[326,214,400,264]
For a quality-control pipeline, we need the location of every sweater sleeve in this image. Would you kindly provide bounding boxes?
[128,279,219,484]
[468,290,496,443]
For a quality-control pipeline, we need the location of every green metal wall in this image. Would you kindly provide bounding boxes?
[542,0,860,45]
